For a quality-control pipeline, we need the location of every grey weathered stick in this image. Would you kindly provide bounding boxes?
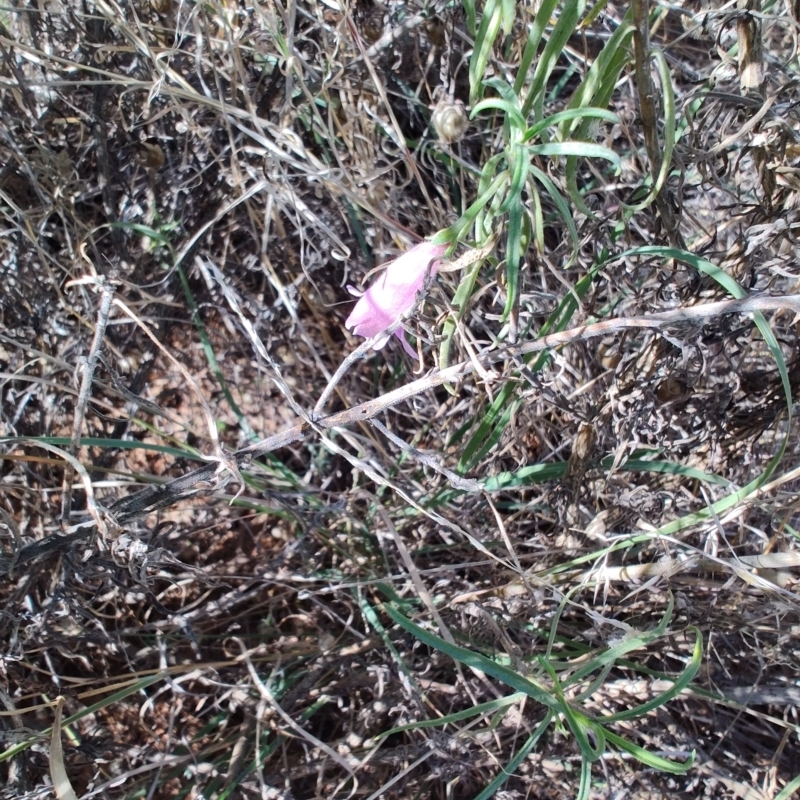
[631,0,683,247]
[61,282,115,523]
[5,292,799,575]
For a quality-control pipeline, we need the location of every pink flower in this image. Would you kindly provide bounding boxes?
[345,240,448,357]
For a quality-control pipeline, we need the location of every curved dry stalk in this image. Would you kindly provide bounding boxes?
[60,281,115,522]
[49,697,78,800]
[4,292,799,575]
[631,0,683,246]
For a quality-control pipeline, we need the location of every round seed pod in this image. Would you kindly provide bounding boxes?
[431,99,468,145]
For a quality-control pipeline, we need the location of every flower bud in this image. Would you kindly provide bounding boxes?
[345,241,448,357]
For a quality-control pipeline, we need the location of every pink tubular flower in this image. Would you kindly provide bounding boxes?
[345,240,448,358]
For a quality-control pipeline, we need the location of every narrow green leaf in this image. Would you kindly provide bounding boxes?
[471,713,553,800]
[604,729,695,774]
[458,262,602,474]
[774,773,800,800]
[602,628,702,722]
[530,166,579,261]
[378,693,527,739]
[469,0,504,105]
[514,0,561,98]
[457,387,517,473]
[541,660,605,762]
[503,197,523,321]
[528,141,621,169]
[616,246,792,536]
[522,0,587,121]
[567,596,675,687]
[384,604,561,711]
[524,107,619,143]
[463,0,477,36]
[0,673,167,762]
[500,0,515,35]
[624,48,676,212]
[481,456,729,491]
[530,176,544,254]
[471,97,527,134]
[2,436,202,460]
[577,756,592,800]
[559,13,634,140]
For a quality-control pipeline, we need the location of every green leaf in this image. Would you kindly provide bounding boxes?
[560,13,634,212]
[471,713,553,800]
[522,0,587,121]
[378,693,527,738]
[439,257,489,372]
[384,604,562,711]
[500,0,516,35]
[559,12,634,140]
[1,436,202,460]
[541,660,605,762]
[528,141,621,170]
[469,0,504,105]
[774,774,800,800]
[462,0,477,36]
[530,175,545,254]
[524,107,619,143]
[604,729,695,774]
[471,97,527,134]
[457,260,603,475]
[457,387,517,473]
[563,596,673,689]
[602,628,702,722]
[0,673,167,762]
[577,756,592,800]
[624,48,676,212]
[529,166,579,262]
[514,0,561,99]
[503,194,523,321]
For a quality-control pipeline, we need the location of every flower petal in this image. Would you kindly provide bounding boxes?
[344,240,448,355]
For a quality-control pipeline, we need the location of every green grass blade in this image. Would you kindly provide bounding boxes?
[541,659,605,762]
[503,195,523,321]
[463,0,477,35]
[456,264,603,474]
[528,141,621,169]
[559,12,634,140]
[602,628,702,722]
[470,0,504,105]
[471,712,554,800]
[522,0,587,121]
[566,596,675,686]
[514,0,561,99]
[623,48,676,212]
[530,166,579,260]
[384,604,561,711]
[482,456,730,491]
[1,435,203,460]
[603,728,695,774]
[471,97,527,133]
[524,107,619,143]
[614,247,792,535]
[0,673,167,762]
[774,774,800,800]
[577,756,592,800]
[378,693,527,738]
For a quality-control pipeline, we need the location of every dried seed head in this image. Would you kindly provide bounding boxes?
[150,0,172,14]
[135,142,165,170]
[432,99,468,145]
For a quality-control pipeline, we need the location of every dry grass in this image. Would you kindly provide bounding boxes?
[2,0,800,798]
